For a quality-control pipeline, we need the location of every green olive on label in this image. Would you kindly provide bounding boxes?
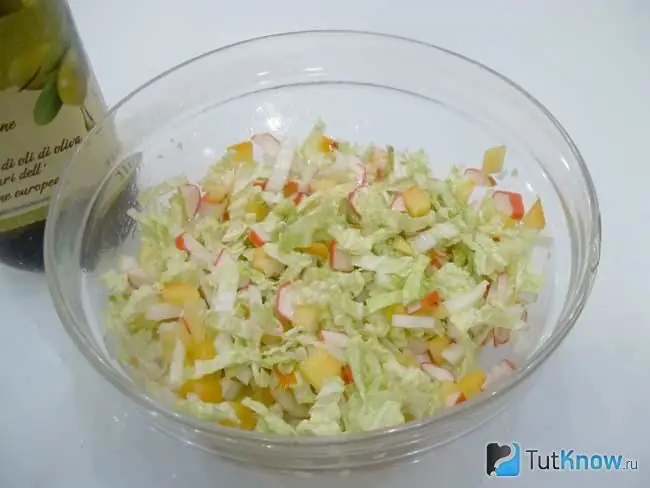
[28,42,68,90]
[0,4,49,89]
[56,48,87,105]
[7,44,46,89]
[6,42,65,90]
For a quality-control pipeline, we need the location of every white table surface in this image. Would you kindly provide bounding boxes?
[1,0,648,486]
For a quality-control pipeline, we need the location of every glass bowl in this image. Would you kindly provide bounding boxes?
[44,30,601,472]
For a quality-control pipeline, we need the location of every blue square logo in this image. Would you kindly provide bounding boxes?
[486,442,521,477]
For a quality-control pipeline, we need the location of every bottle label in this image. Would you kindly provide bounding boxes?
[0,0,105,231]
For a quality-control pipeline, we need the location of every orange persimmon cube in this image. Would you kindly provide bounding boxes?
[482,145,506,174]
[161,282,200,305]
[299,348,343,391]
[403,186,431,217]
[428,335,451,365]
[245,198,269,222]
[187,339,216,361]
[251,386,275,407]
[396,351,421,368]
[456,369,487,399]
[202,183,230,203]
[522,197,546,229]
[297,242,329,259]
[227,140,253,162]
[178,374,223,403]
[220,401,257,430]
[291,304,320,332]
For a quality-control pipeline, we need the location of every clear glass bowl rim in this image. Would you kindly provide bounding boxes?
[45,29,601,447]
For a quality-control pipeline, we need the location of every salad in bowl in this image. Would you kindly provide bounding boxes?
[102,120,549,436]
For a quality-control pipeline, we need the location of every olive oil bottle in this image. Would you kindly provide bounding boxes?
[0,0,105,270]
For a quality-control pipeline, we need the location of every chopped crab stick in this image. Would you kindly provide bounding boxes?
[492,191,525,220]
